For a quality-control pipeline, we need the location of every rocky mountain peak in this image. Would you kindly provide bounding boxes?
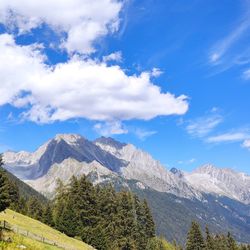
[170,167,184,178]
[54,133,83,145]
[194,163,217,173]
[94,136,127,149]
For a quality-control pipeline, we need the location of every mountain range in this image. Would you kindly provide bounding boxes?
[3,134,250,243]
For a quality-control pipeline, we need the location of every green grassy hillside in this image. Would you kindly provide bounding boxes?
[0,231,61,250]
[0,209,94,250]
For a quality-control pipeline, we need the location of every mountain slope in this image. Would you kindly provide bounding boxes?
[132,184,250,244]
[26,158,117,198]
[95,137,201,199]
[0,209,94,250]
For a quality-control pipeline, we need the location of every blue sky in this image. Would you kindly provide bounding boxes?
[0,0,250,173]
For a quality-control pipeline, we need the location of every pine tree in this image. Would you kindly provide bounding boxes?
[213,234,227,250]
[205,226,215,250]
[112,191,138,249]
[16,196,27,214]
[7,180,20,210]
[42,203,54,226]
[146,237,165,250]
[0,155,10,212]
[227,232,238,250]
[53,178,74,234]
[186,221,205,250]
[142,199,155,239]
[26,196,43,220]
[76,176,98,233]
[95,184,118,248]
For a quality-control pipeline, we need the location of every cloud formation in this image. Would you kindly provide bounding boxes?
[209,17,250,64]
[103,51,122,63]
[133,128,157,140]
[208,3,250,77]
[243,68,250,79]
[0,0,122,54]
[206,132,249,143]
[209,0,250,64]
[0,34,188,124]
[177,158,196,165]
[242,139,250,150]
[206,129,250,152]
[94,121,128,136]
[186,113,223,138]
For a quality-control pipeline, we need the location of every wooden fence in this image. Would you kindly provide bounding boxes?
[0,220,80,250]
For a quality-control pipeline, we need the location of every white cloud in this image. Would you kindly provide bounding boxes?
[205,128,250,152]
[242,139,250,150]
[178,158,196,165]
[209,15,250,64]
[186,113,223,138]
[208,4,250,79]
[103,51,122,63]
[210,53,220,63]
[151,68,163,77]
[0,0,122,54]
[94,121,128,136]
[133,128,157,140]
[242,68,250,79]
[206,132,250,143]
[0,34,188,124]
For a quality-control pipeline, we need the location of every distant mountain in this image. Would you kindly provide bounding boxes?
[183,164,250,204]
[3,133,250,243]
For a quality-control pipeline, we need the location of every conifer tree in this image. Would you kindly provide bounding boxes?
[186,221,205,250]
[143,199,155,238]
[112,191,138,249]
[26,196,43,220]
[7,181,20,210]
[53,180,77,236]
[146,237,165,250]
[205,226,215,250]
[16,196,27,214]
[211,234,227,250]
[42,203,54,226]
[0,155,10,212]
[227,232,238,250]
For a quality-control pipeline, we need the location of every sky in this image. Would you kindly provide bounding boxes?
[0,0,250,174]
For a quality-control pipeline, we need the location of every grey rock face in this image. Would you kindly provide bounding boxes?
[3,134,126,180]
